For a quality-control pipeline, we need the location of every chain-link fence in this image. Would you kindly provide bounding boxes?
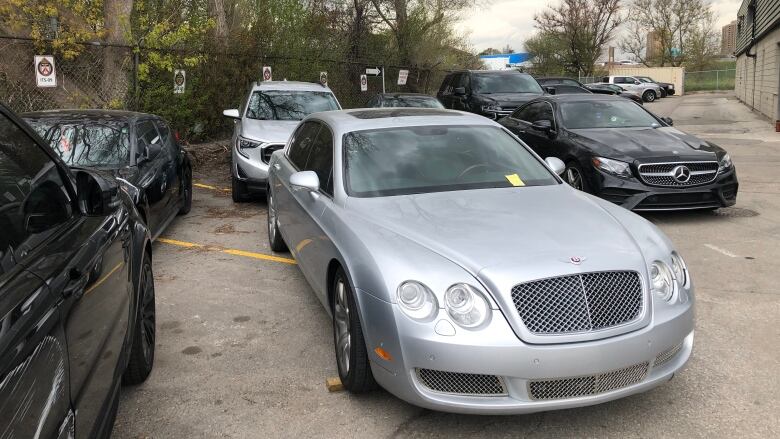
[684,69,736,92]
[0,36,448,141]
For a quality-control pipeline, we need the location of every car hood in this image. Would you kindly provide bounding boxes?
[241,119,299,143]
[475,92,542,107]
[568,126,724,162]
[346,185,649,283]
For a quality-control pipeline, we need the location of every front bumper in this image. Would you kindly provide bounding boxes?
[356,288,694,415]
[591,167,738,211]
[232,143,269,193]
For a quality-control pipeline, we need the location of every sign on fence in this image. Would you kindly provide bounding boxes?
[320,71,328,86]
[262,66,272,81]
[397,69,409,86]
[173,70,186,94]
[360,74,367,92]
[365,67,381,76]
[34,55,56,88]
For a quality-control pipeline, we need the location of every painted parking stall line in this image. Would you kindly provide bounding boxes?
[194,182,231,193]
[704,243,740,258]
[157,237,296,265]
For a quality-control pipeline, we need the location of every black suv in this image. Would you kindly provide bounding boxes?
[437,70,544,119]
[0,104,156,437]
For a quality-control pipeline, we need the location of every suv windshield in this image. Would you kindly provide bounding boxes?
[561,101,659,129]
[26,118,130,167]
[344,125,558,197]
[246,90,339,121]
[472,73,543,94]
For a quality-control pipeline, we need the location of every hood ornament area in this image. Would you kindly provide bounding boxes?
[563,256,586,265]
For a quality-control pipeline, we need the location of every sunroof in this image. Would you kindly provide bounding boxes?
[348,109,461,119]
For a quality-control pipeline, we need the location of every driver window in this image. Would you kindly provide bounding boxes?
[537,103,555,126]
[0,113,73,275]
[287,122,321,170]
[513,102,543,123]
[136,120,161,160]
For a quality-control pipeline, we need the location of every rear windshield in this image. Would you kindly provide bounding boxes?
[25,118,130,167]
[246,90,340,121]
[344,125,558,197]
[472,73,543,94]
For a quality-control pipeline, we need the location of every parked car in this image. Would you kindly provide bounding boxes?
[265,107,694,414]
[636,75,675,96]
[0,103,155,437]
[599,76,663,102]
[365,93,443,108]
[537,77,602,94]
[223,81,341,201]
[437,70,544,119]
[23,110,192,240]
[586,83,645,105]
[498,94,738,210]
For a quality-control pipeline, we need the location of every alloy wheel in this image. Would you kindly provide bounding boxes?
[333,278,351,375]
[565,167,584,190]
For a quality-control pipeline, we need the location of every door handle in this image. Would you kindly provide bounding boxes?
[62,268,88,299]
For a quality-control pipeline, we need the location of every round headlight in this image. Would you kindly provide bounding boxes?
[670,252,688,287]
[396,281,437,320]
[444,284,490,328]
[650,261,675,302]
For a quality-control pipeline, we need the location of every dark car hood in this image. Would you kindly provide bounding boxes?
[475,92,542,107]
[568,126,725,162]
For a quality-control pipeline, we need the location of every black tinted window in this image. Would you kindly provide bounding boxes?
[304,126,333,195]
[438,74,453,93]
[136,120,161,158]
[514,102,550,122]
[287,122,320,169]
[155,120,177,155]
[0,113,72,275]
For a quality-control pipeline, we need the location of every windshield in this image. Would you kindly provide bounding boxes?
[26,119,130,167]
[472,73,543,94]
[560,101,659,129]
[246,90,339,121]
[344,125,558,197]
[383,96,443,108]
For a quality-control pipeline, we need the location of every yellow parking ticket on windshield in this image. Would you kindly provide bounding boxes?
[505,174,525,187]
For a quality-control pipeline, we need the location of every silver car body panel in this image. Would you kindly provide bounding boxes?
[268,108,694,414]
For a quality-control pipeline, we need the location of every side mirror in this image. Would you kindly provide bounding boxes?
[545,157,566,176]
[544,86,556,95]
[531,119,553,132]
[145,142,162,161]
[634,80,641,85]
[453,87,466,96]
[290,171,320,193]
[661,116,674,126]
[223,108,240,119]
[75,169,121,216]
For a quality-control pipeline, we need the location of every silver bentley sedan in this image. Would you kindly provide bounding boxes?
[266,108,694,414]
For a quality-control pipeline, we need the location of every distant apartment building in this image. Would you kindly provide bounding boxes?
[722,20,738,55]
[646,30,662,60]
[734,0,780,130]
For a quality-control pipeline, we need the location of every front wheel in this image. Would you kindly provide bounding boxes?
[123,251,155,385]
[332,268,376,393]
[564,161,589,192]
[178,167,192,215]
[643,90,657,102]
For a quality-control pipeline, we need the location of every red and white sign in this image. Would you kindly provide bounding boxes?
[262,66,272,81]
[397,69,409,86]
[35,55,56,88]
[360,74,367,92]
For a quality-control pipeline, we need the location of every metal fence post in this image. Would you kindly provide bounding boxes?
[716,70,719,91]
[132,47,139,110]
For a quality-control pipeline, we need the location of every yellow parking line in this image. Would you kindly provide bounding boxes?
[194,182,231,193]
[157,237,297,265]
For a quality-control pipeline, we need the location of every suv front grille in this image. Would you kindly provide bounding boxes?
[528,362,649,400]
[261,144,284,163]
[511,271,643,335]
[638,161,718,187]
[416,369,506,396]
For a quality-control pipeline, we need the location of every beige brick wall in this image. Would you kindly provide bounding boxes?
[735,25,780,123]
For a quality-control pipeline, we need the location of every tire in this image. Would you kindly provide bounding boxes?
[332,268,376,393]
[178,166,192,215]
[232,175,249,203]
[643,90,656,102]
[659,88,667,98]
[564,161,589,192]
[123,252,155,385]
[267,188,287,252]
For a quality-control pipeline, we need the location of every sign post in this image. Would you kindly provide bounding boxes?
[262,66,273,82]
[365,67,384,93]
[397,69,409,86]
[360,74,367,92]
[34,55,56,88]
[173,69,186,94]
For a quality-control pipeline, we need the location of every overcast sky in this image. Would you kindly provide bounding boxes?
[455,0,743,53]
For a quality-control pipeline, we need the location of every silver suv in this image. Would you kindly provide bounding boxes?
[223,81,341,201]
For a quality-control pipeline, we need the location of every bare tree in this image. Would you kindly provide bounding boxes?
[534,0,622,77]
[208,0,230,47]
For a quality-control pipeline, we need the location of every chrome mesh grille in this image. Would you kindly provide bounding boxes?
[529,362,649,400]
[654,342,683,368]
[638,161,718,187]
[416,369,506,396]
[511,271,643,335]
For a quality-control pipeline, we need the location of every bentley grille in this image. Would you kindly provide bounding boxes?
[416,369,507,396]
[528,362,649,400]
[511,271,643,335]
[638,161,718,187]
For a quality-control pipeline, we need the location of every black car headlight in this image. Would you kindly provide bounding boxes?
[592,156,632,179]
[481,104,502,112]
[717,153,732,173]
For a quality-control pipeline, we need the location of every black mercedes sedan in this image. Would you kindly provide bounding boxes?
[1,103,155,437]
[498,94,738,211]
[365,92,444,108]
[23,110,192,239]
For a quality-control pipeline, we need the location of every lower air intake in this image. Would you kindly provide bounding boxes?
[416,369,506,396]
[528,362,649,400]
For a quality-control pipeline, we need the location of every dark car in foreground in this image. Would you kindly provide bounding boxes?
[437,70,544,119]
[498,94,738,211]
[365,93,443,108]
[1,103,155,438]
[23,110,192,239]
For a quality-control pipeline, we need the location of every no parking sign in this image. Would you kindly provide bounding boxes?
[262,66,272,81]
[360,74,367,92]
[34,55,56,88]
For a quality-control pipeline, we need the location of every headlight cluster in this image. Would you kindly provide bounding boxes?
[396,281,491,328]
[592,156,632,179]
[237,137,266,158]
[650,252,689,303]
[481,104,502,112]
[717,153,732,173]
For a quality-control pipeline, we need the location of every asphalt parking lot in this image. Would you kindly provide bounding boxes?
[113,92,780,438]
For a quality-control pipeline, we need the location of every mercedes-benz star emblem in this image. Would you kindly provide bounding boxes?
[671,165,691,183]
